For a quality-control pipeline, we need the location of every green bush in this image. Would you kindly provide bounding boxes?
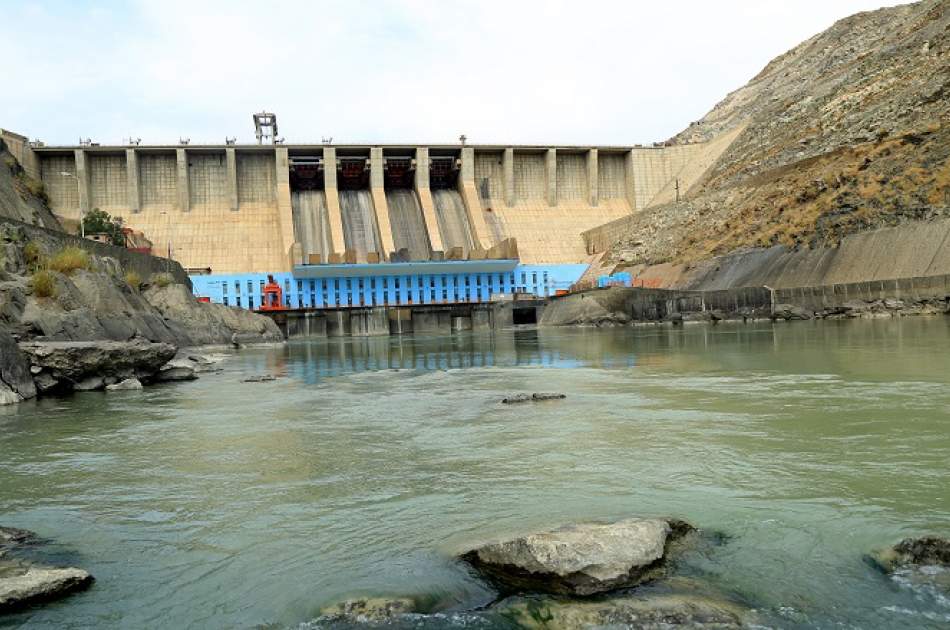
[3,155,16,173]
[22,241,44,269]
[124,270,142,290]
[150,272,174,288]
[31,269,56,298]
[49,246,91,275]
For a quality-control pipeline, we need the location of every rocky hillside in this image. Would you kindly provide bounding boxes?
[607,0,949,266]
[0,146,61,230]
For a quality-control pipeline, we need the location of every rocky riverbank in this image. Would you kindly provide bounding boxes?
[0,222,283,405]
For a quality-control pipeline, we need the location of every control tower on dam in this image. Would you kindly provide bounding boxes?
[10,137,735,274]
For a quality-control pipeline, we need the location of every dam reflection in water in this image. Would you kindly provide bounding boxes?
[252,318,950,385]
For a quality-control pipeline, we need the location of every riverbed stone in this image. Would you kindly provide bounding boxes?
[502,392,566,404]
[460,518,693,596]
[0,561,94,611]
[105,377,143,391]
[772,304,813,320]
[870,536,950,572]
[495,591,750,629]
[155,359,198,382]
[0,527,37,548]
[317,597,418,623]
[73,376,105,391]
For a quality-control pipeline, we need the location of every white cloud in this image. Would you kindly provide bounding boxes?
[0,0,897,146]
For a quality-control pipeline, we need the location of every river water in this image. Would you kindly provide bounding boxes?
[1,319,949,629]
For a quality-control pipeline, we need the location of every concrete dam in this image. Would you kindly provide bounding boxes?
[0,126,740,332]
[1,131,733,275]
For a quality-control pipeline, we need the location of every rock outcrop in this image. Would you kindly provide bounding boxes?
[0,330,35,404]
[17,339,176,393]
[460,518,694,596]
[0,222,282,347]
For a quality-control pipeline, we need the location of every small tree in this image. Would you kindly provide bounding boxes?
[81,208,126,246]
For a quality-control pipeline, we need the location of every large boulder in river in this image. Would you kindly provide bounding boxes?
[460,518,694,596]
[0,526,93,611]
[17,339,176,392]
[0,562,93,611]
[868,536,950,594]
[0,330,36,405]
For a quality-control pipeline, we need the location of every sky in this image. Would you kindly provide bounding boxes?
[1,0,896,146]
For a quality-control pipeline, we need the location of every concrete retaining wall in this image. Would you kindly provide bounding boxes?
[0,215,191,288]
[774,274,950,312]
[620,218,950,291]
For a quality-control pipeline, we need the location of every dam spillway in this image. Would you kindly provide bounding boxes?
[339,189,381,262]
[432,189,474,256]
[386,189,430,261]
[291,190,331,264]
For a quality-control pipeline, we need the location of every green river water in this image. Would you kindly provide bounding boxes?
[1,319,949,628]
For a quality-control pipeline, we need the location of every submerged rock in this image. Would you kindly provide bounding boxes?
[501,392,566,404]
[317,597,418,624]
[869,536,950,573]
[0,527,37,547]
[868,536,950,594]
[495,590,752,629]
[0,562,93,611]
[460,518,694,596]
[242,374,277,383]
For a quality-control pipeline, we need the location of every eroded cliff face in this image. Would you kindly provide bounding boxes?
[608,0,950,267]
[0,223,282,346]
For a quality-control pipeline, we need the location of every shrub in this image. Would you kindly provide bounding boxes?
[23,241,43,269]
[31,269,56,298]
[150,272,174,288]
[3,155,16,173]
[49,246,91,275]
[124,270,142,290]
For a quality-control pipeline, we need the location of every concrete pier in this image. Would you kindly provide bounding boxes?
[350,307,389,336]
[414,147,443,254]
[125,149,140,213]
[176,148,189,212]
[324,147,346,257]
[369,147,395,259]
